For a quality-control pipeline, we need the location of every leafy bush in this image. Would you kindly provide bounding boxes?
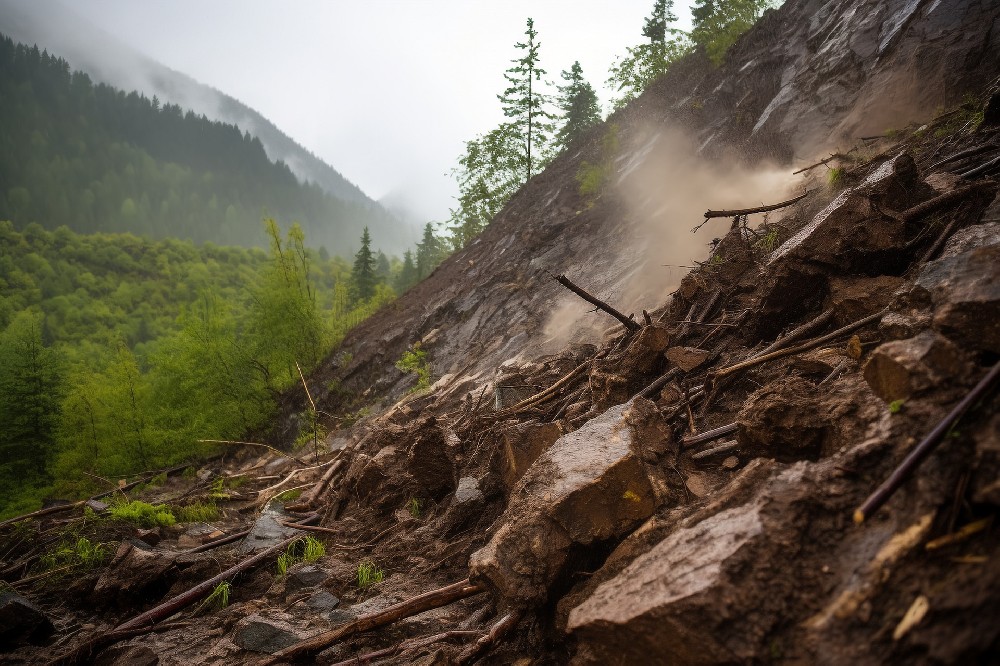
[396,344,431,392]
[108,500,176,527]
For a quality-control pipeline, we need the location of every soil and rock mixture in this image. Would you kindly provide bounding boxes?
[3,0,1000,664]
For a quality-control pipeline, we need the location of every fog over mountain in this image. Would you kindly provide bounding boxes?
[0,0,421,248]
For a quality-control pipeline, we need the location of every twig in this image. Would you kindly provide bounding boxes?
[900,182,996,223]
[855,360,1000,524]
[692,440,739,460]
[295,361,320,464]
[499,361,590,415]
[713,308,886,380]
[703,192,810,219]
[551,273,640,332]
[958,155,1000,179]
[327,629,482,666]
[818,359,850,387]
[928,143,998,170]
[261,579,486,664]
[12,564,73,588]
[925,516,993,550]
[757,310,834,358]
[276,522,367,550]
[457,611,521,665]
[682,422,737,447]
[635,368,680,401]
[197,439,310,467]
[284,456,349,513]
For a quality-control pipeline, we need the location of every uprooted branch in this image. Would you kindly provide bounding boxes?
[457,611,521,664]
[854,359,1000,524]
[703,192,810,220]
[261,578,486,664]
[551,273,640,332]
[899,181,996,223]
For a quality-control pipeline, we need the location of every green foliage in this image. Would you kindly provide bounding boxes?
[40,536,107,571]
[396,344,431,392]
[393,250,419,294]
[448,18,555,248]
[607,0,691,109]
[408,497,422,519]
[691,0,780,65]
[575,125,620,200]
[555,61,602,149]
[175,502,219,523]
[276,488,303,501]
[276,536,325,576]
[196,581,231,614]
[108,499,176,528]
[351,227,378,303]
[888,399,905,414]
[754,227,781,253]
[357,560,385,590]
[0,34,398,255]
[827,167,846,188]
[302,536,325,563]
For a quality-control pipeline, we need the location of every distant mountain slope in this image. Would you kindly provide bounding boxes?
[0,33,406,255]
[0,0,378,210]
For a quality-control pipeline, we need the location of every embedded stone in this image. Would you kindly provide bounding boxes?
[863,331,972,403]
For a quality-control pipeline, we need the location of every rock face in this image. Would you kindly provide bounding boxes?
[469,404,656,608]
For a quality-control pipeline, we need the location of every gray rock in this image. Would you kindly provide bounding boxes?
[454,477,484,505]
[304,590,340,612]
[238,500,304,554]
[233,616,302,654]
[0,591,54,647]
[469,403,655,608]
[940,222,1000,258]
[285,564,329,593]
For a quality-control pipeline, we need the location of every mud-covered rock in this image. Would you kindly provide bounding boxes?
[500,421,562,489]
[93,540,177,606]
[664,346,711,372]
[93,645,159,666]
[941,222,1000,258]
[407,419,457,500]
[238,500,305,554]
[914,245,1000,353]
[863,331,972,403]
[737,375,881,461]
[826,275,905,326]
[469,403,656,608]
[233,615,304,654]
[879,310,932,341]
[285,564,329,593]
[0,591,54,648]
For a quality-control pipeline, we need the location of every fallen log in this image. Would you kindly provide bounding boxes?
[703,192,810,219]
[327,629,481,666]
[713,308,887,381]
[928,143,998,170]
[636,368,680,400]
[552,273,640,333]
[283,457,347,512]
[757,309,834,358]
[187,513,318,555]
[900,182,996,223]
[500,360,590,415]
[854,359,1000,524]
[958,155,1000,179]
[262,578,486,664]
[457,611,521,665]
[682,422,737,447]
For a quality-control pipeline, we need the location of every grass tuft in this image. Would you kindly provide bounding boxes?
[357,560,385,590]
[174,502,219,523]
[108,500,175,527]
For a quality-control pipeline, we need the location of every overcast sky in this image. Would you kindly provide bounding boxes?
[75,1,696,221]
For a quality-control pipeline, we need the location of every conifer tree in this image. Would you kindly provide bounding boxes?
[416,223,444,280]
[395,250,418,292]
[691,0,777,64]
[555,61,602,150]
[607,0,690,109]
[499,17,554,183]
[351,227,378,302]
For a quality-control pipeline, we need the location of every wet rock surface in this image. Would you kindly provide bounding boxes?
[0,591,54,647]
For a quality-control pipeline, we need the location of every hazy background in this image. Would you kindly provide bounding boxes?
[2,1,697,223]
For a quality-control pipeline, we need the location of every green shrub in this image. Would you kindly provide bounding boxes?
[40,536,107,570]
[827,167,845,188]
[276,536,326,576]
[108,500,175,527]
[175,502,219,523]
[357,560,385,590]
[396,344,431,392]
[408,497,422,519]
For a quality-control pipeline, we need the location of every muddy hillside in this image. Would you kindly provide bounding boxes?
[4,0,1000,664]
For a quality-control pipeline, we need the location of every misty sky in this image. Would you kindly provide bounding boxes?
[76,1,696,222]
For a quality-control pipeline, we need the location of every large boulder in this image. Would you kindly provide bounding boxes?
[863,331,973,403]
[469,403,656,608]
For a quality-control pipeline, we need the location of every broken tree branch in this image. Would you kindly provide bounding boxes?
[457,611,521,665]
[692,440,739,460]
[900,182,996,223]
[757,309,835,358]
[327,629,482,666]
[552,273,640,332]
[854,359,1000,524]
[197,439,311,467]
[682,422,737,447]
[928,143,999,170]
[958,155,1000,179]
[500,360,590,415]
[283,457,348,512]
[713,308,886,381]
[793,154,845,175]
[703,192,810,219]
[262,578,486,664]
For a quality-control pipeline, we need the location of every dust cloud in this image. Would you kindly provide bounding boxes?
[543,125,801,350]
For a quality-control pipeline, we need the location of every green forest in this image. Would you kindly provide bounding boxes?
[0,0,776,520]
[0,33,400,256]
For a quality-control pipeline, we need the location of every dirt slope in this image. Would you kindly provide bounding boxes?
[3,1,1000,665]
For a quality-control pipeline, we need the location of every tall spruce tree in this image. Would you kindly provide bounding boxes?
[499,17,554,183]
[416,223,444,280]
[395,250,418,293]
[351,227,378,302]
[607,0,690,109]
[555,61,602,150]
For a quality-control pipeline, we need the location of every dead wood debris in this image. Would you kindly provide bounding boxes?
[551,272,640,332]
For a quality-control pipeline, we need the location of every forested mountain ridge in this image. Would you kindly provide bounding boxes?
[0,33,404,255]
[0,0,386,212]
